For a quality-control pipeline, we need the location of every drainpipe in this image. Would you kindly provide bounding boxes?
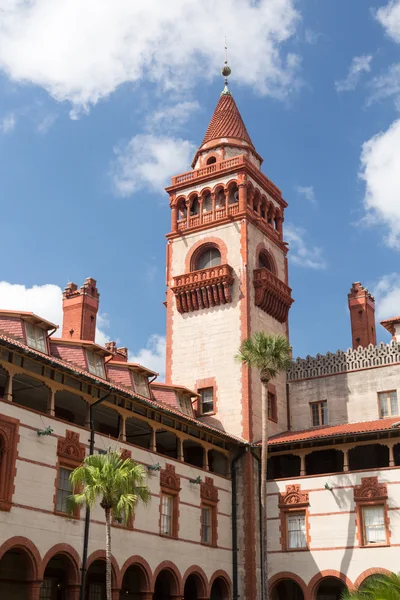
[231,446,247,600]
[79,388,112,600]
[250,447,264,600]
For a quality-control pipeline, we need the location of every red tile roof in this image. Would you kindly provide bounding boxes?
[201,94,254,148]
[381,316,400,335]
[264,416,400,446]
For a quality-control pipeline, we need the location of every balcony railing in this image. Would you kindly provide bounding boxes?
[172,156,243,186]
[253,268,293,322]
[172,264,234,313]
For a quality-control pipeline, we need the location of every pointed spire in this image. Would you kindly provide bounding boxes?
[200,94,254,148]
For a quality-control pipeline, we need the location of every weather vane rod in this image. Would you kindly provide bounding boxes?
[221,37,232,96]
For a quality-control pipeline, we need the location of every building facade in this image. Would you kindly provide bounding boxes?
[1,66,400,600]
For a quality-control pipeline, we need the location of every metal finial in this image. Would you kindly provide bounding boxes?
[221,37,232,96]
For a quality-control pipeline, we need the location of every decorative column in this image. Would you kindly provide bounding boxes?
[48,387,56,416]
[4,371,13,401]
[177,437,184,462]
[171,203,178,233]
[111,588,120,600]
[343,448,349,472]
[186,199,191,229]
[199,196,204,224]
[211,192,216,221]
[120,416,126,442]
[85,403,91,428]
[150,428,157,453]
[300,454,306,477]
[224,187,229,216]
[238,174,247,212]
[388,444,395,467]
[203,447,209,471]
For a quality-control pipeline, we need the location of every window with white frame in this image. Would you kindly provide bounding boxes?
[201,506,212,544]
[199,387,214,414]
[25,322,47,353]
[287,512,307,549]
[378,391,398,418]
[56,467,72,513]
[362,506,386,545]
[178,394,193,417]
[161,494,174,536]
[310,401,328,427]
[132,371,150,398]
[86,350,105,378]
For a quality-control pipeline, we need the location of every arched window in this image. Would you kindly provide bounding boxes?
[195,246,221,271]
[258,250,275,273]
[216,190,225,208]
[206,156,216,165]
[203,193,212,213]
[190,195,200,216]
[228,184,239,205]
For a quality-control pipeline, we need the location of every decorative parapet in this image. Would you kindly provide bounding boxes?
[253,268,293,323]
[287,340,400,381]
[278,484,309,508]
[171,264,234,314]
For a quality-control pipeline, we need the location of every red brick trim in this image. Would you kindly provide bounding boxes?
[39,543,81,582]
[195,377,218,416]
[308,570,354,599]
[354,477,391,547]
[182,565,208,597]
[268,572,308,598]
[185,237,228,273]
[54,430,85,518]
[159,464,181,539]
[0,536,40,579]
[278,484,310,552]
[208,570,232,599]
[87,550,120,587]
[0,413,19,511]
[151,560,182,595]
[353,568,392,589]
[119,555,152,591]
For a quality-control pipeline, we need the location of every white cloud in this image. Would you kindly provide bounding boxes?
[285,224,326,269]
[0,281,108,345]
[367,63,400,109]
[129,334,166,381]
[334,55,373,92]
[359,119,400,248]
[376,0,400,42]
[372,273,400,322]
[0,0,300,112]
[111,134,196,196]
[304,29,322,45]
[295,184,316,205]
[0,113,15,133]
[36,113,57,134]
[147,101,200,133]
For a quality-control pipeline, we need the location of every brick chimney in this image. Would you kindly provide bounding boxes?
[105,341,128,362]
[62,278,99,341]
[348,282,376,349]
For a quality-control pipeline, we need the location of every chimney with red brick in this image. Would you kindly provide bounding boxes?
[62,278,99,341]
[348,282,377,349]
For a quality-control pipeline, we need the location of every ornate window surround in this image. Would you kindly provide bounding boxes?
[200,477,219,547]
[54,430,85,518]
[0,414,19,512]
[159,464,181,539]
[278,484,310,552]
[354,476,390,548]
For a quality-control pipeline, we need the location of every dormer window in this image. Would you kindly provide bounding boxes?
[25,322,47,353]
[132,371,150,398]
[86,350,105,378]
[178,394,193,417]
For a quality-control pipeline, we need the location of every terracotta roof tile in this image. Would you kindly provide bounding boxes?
[264,416,400,446]
[201,94,254,148]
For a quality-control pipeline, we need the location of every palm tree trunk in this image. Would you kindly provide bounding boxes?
[105,507,112,600]
[261,378,269,600]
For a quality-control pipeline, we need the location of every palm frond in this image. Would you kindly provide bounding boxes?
[342,573,400,599]
[236,332,292,380]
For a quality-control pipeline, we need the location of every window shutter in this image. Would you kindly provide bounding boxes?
[25,322,36,347]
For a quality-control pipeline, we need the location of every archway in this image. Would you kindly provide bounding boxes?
[271,579,304,600]
[87,559,107,600]
[0,546,36,599]
[315,577,347,600]
[153,568,180,600]
[183,572,207,600]
[40,553,79,599]
[120,563,149,599]
[359,574,388,590]
[210,576,230,600]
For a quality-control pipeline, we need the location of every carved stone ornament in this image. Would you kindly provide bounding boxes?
[160,464,181,491]
[354,476,388,502]
[200,477,219,503]
[57,430,85,462]
[172,265,234,314]
[279,484,309,508]
[254,268,294,323]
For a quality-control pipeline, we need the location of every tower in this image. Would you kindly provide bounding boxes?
[348,282,376,349]
[165,63,293,442]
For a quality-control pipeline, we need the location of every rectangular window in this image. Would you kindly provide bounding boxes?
[178,394,193,417]
[199,388,214,414]
[362,506,386,545]
[56,467,72,513]
[310,401,328,427]
[268,392,277,422]
[161,494,174,536]
[287,512,307,549]
[25,322,47,353]
[86,350,105,378]
[378,391,398,418]
[132,371,150,398]
[201,506,212,544]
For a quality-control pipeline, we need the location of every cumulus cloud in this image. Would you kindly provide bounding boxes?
[359,119,400,248]
[0,281,109,344]
[0,0,300,112]
[36,113,57,134]
[367,63,400,108]
[111,134,196,196]
[372,273,400,322]
[334,55,373,92]
[376,0,400,42]
[129,334,166,381]
[295,185,316,205]
[147,101,200,133]
[0,113,15,133]
[285,224,326,269]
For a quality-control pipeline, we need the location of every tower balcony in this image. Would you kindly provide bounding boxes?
[253,268,294,322]
[171,264,234,314]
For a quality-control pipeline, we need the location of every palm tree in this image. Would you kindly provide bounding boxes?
[342,573,400,599]
[236,332,292,600]
[67,448,151,600]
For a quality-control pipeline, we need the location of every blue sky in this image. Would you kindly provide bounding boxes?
[1,0,400,375]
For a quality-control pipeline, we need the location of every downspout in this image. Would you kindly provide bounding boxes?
[79,388,113,600]
[251,447,264,600]
[231,446,247,600]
